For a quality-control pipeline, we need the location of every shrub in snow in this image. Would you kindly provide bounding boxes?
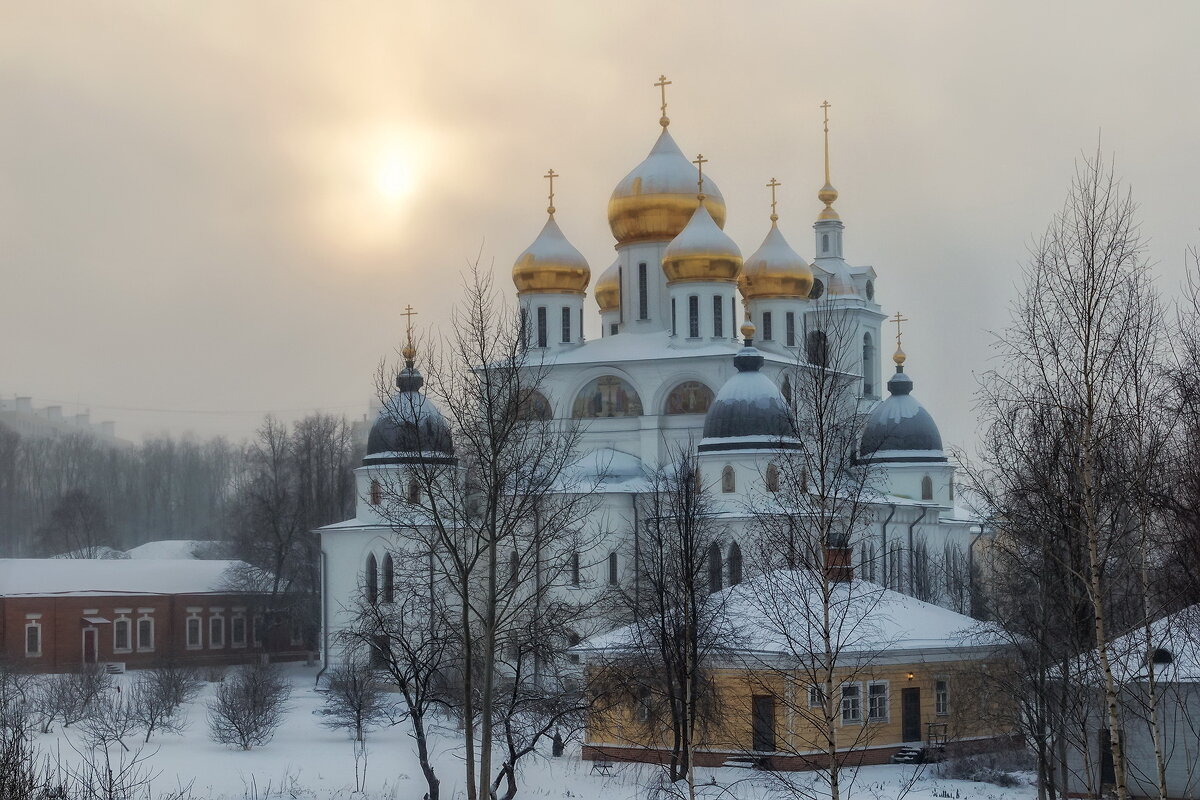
[207,661,291,750]
[129,660,202,743]
[80,689,139,751]
[35,665,113,732]
[318,658,394,742]
[936,749,1031,787]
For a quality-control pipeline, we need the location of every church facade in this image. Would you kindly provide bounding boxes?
[319,89,984,676]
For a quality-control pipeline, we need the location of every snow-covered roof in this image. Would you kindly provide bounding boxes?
[0,558,249,597]
[542,330,808,369]
[125,540,222,559]
[577,568,1000,662]
[1092,605,1200,684]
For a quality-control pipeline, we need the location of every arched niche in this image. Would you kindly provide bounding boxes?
[663,380,715,415]
[572,375,644,418]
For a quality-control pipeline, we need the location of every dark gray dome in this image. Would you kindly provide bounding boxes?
[698,346,798,452]
[859,367,945,463]
[364,366,454,465]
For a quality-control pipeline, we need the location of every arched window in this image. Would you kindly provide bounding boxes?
[807,330,829,368]
[809,278,825,300]
[865,279,875,301]
[921,475,933,500]
[572,376,644,418]
[728,542,743,586]
[407,478,421,505]
[765,464,780,493]
[664,381,715,415]
[862,333,876,397]
[688,295,700,338]
[365,553,378,606]
[721,465,736,493]
[369,479,382,506]
[1150,648,1174,665]
[382,553,394,603]
[517,389,552,421]
[708,542,723,594]
[608,552,618,586]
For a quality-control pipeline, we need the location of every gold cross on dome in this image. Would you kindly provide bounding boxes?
[767,177,781,221]
[654,74,672,127]
[401,304,418,348]
[890,311,908,348]
[544,168,558,216]
[821,99,832,132]
[693,153,708,199]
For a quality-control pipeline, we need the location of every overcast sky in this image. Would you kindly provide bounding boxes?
[2,1,1198,456]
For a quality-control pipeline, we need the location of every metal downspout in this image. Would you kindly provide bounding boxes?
[314,546,329,689]
[908,506,930,596]
[881,503,897,586]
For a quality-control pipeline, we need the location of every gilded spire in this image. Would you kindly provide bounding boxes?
[693,153,708,202]
[654,74,672,128]
[544,168,558,217]
[767,177,781,223]
[890,311,909,366]
[401,305,419,365]
[818,99,840,221]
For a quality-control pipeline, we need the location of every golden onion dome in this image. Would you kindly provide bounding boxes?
[608,128,726,246]
[512,214,591,295]
[739,221,814,300]
[594,259,620,312]
[662,203,742,284]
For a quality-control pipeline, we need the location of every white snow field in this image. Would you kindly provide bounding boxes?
[33,664,1036,800]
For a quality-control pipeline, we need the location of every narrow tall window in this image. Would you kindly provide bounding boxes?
[407,479,420,505]
[868,683,889,722]
[688,295,699,338]
[509,550,519,585]
[209,614,224,648]
[365,553,378,605]
[113,618,131,652]
[863,333,876,396]
[369,479,382,505]
[571,552,581,586]
[608,552,618,586]
[610,323,618,336]
[137,616,154,651]
[638,263,648,319]
[536,307,547,348]
[762,311,773,341]
[617,266,624,322]
[231,614,247,647]
[186,616,202,649]
[822,233,830,253]
[807,330,828,367]
[708,542,723,594]
[671,298,677,335]
[519,308,528,351]
[561,306,571,343]
[728,542,743,586]
[730,297,736,338]
[921,475,933,500]
[721,465,735,492]
[935,679,950,715]
[712,295,723,337]
[765,464,780,493]
[382,553,395,603]
[25,622,41,657]
[786,312,796,347]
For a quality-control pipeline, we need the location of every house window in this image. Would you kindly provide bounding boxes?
[728,542,743,586]
[921,475,934,501]
[24,620,41,657]
[365,553,379,605]
[536,306,547,348]
[571,552,580,586]
[231,612,247,647]
[113,617,131,653]
[712,295,723,337]
[688,295,699,338]
[707,542,722,594]
[868,682,889,722]
[382,553,395,603]
[807,685,826,709]
[841,684,862,723]
[721,465,735,493]
[786,312,796,347]
[369,479,382,505]
[137,615,154,652]
[561,306,571,343]
[935,679,949,715]
[762,311,773,341]
[638,263,648,320]
[765,464,780,493]
[186,616,202,649]
[209,613,225,649]
[636,687,653,722]
[608,552,618,586]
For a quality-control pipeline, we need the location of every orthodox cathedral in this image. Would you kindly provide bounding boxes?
[319,83,982,669]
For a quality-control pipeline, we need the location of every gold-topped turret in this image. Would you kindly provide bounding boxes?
[740,316,757,342]
[817,100,840,222]
[890,311,909,365]
[661,155,742,284]
[401,304,418,364]
[739,178,814,300]
[512,170,591,295]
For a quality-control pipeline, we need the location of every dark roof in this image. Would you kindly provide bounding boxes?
[859,367,945,462]
[364,366,454,463]
[699,345,797,450]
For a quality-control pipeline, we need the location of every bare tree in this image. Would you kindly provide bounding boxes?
[207,661,291,750]
[129,661,202,743]
[319,658,394,743]
[35,665,113,733]
[80,689,139,752]
[35,489,115,557]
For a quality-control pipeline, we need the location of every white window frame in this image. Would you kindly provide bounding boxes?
[136,613,155,652]
[867,680,890,723]
[935,677,950,716]
[185,613,203,650]
[231,609,247,648]
[112,614,132,654]
[807,685,826,709]
[209,611,225,649]
[24,617,42,658]
[840,683,863,724]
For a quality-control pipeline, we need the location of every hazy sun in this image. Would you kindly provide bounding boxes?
[374,150,414,202]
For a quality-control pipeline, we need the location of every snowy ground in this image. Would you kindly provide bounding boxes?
[33,664,1037,800]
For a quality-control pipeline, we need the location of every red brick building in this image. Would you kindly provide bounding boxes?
[0,559,307,672]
